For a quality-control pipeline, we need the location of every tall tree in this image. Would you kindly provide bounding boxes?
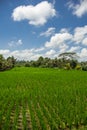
[58,52,79,69]
[58,52,79,61]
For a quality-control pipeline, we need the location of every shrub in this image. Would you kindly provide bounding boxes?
[25,62,30,67]
[76,65,82,70]
[70,60,77,69]
[64,63,71,70]
[82,65,87,71]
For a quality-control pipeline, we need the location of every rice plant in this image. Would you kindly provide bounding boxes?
[0,67,87,129]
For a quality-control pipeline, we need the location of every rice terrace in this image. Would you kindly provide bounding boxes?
[0,67,87,130]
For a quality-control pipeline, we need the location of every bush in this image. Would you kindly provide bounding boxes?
[25,62,30,67]
[64,63,71,70]
[76,65,82,70]
[82,65,87,71]
[70,60,77,69]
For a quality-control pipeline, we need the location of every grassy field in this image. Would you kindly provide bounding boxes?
[0,67,87,130]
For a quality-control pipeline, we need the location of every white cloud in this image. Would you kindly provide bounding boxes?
[12,1,56,26]
[60,28,70,33]
[79,48,87,61]
[0,50,10,55]
[8,49,38,61]
[0,49,43,61]
[8,39,23,47]
[45,26,87,49]
[73,25,87,44]
[67,0,87,17]
[1,25,87,61]
[34,47,45,52]
[82,38,87,45]
[0,48,56,61]
[40,27,55,37]
[44,25,87,60]
[16,39,23,45]
[45,30,72,48]
[45,49,56,57]
[69,46,81,52]
[0,50,11,59]
[59,44,69,53]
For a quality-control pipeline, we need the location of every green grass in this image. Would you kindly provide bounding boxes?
[0,67,87,129]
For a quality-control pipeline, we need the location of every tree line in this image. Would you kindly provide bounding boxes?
[16,52,87,71]
[0,52,87,71]
[24,52,80,69]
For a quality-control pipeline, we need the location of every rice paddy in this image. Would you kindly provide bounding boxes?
[0,67,87,130]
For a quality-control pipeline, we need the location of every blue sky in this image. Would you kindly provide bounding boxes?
[0,0,87,61]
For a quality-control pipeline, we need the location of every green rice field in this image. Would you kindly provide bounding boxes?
[0,67,87,130]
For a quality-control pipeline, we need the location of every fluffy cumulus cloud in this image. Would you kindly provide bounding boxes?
[40,27,55,37]
[59,44,69,53]
[1,25,87,61]
[69,46,81,52]
[12,1,56,26]
[79,48,87,61]
[45,49,56,57]
[82,38,87,45]
[0,50,10,55]
[73,25,87,44]
[45,29,72,48]
[43,25,87,60]
[67,0,87,17]
[45,25,87,49]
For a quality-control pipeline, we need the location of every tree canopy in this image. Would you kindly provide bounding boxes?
[58,52,79,61]
[0,55,16,71]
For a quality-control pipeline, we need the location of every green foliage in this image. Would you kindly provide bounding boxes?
[59,52,79,61]
[0,67,87,129]
[65,63,71,70]
[76,65,82,70]
[82,65,87,71]
[70,60,77,69]
[25,62,30,67]
[0,55,16,71]
[23,52,79,69]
